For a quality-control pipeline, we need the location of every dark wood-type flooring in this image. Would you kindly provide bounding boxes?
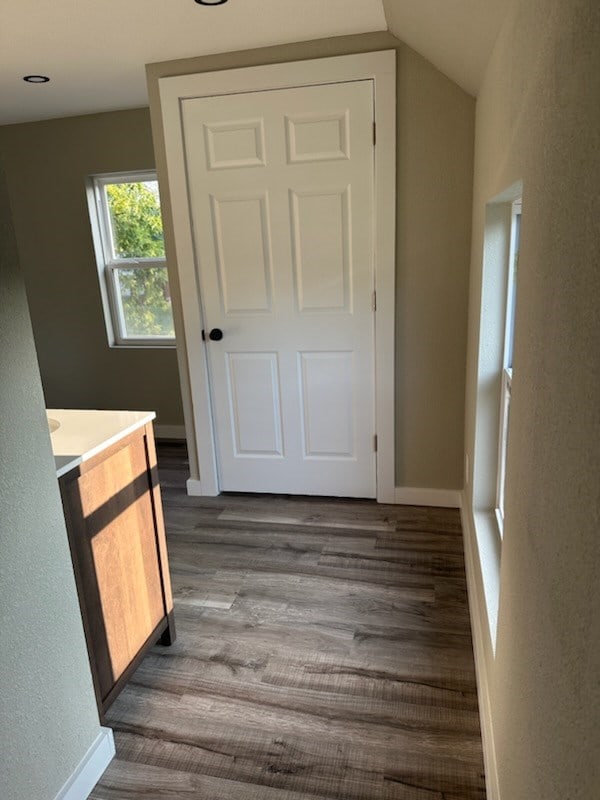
[91,443,486,799]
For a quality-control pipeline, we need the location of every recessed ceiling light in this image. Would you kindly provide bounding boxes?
[194,0,228,5]
[23,75,50,83]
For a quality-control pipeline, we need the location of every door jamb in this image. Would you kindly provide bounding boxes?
[158,50,396,502]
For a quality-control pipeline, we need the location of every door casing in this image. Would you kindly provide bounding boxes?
[159,50,396,502]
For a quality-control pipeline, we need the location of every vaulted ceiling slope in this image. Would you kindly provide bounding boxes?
[382,0,508,96]
[0,0,386,125]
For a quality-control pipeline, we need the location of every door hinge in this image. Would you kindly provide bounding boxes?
[373,121,377,146]
[374,434,378,452]
[372,290,377,312]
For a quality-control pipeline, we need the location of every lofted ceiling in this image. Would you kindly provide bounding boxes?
[382,0,507,96]
[0,0,507,126]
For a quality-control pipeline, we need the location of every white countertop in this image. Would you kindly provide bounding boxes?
[47,409,156,478]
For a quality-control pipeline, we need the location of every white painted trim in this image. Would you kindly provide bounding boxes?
[158,50,396,502]
[460,494,500,800]
[472,181,523,514]
[186,477,205,496]
[393,486,461,508]
[154,424,186,440]
[54,727,115,800]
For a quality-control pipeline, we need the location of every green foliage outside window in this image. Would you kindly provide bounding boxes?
[106,181,165,258]
[106,181,175,338]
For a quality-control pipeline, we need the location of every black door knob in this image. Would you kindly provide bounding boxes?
[208,328,223,341]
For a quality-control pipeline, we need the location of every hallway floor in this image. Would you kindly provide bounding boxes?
[91,443,486,799]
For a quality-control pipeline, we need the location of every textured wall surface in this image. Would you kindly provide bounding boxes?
[0,159,102,800]
[464,1,600,797]
[0,109,184,427]
[147,31,475,490]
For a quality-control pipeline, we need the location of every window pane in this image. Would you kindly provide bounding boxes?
[105,181,165,259]
[115,266,175,338]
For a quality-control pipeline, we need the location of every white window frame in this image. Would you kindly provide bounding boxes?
[495,199,521,533]
[470,182,521,653]
[87,170,176,348]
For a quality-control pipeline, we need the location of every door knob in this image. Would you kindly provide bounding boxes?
[208,328,223,341]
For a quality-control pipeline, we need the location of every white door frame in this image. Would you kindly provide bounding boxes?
[159,50,396,503]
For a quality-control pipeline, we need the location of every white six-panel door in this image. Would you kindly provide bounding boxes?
[181,80,376,496]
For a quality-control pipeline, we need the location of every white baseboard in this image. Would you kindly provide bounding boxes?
[54,727,115,800]
[186,477,203,496]
[394,486,461,508]
[460,494,500,800]
[186,480,461,505]
[154,424,186,440]
[186,477,219,497]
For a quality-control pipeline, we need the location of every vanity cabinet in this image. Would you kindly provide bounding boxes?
[59,421,175,716]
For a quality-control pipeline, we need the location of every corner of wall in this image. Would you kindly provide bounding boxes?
[0,155,110,800]
[53,728,115,800]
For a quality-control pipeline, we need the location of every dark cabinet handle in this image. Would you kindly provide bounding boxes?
[208,328,223,341]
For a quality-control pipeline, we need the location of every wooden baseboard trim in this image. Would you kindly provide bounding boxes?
[53,727,115,800]
[460,494,500,800]
[394,487,461,508]
[154,424,186,440]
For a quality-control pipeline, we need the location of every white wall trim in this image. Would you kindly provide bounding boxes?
[394,486,461,508]
[154,424,186,440]
[460,493,500,800]
[54,727,115,800]
[186,477,205,496]
[158,50,396,502]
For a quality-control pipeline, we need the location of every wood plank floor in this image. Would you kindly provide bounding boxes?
[91,443,486,799]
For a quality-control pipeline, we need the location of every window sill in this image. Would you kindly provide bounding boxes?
[108,342,177,350]
[472,509,502,654]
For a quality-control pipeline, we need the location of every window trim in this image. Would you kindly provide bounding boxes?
[495,366,512,533]
[470,180,522,653]
[87,170,176,348]
[494,199,521,533]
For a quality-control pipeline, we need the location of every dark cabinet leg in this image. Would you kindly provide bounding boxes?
[159,610,176,646]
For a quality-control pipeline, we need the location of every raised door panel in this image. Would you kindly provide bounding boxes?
[204,118,266,170]
[210,193,273,314]
[299,351,355,459]
[285,110,350,163]
[226,352,284,458]
[291,186,351,312]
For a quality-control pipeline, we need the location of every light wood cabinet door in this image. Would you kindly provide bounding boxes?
[60,423,174,712]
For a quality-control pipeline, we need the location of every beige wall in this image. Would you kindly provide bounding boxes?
[0,109,184,426]
[147,32,475,490]
[464,1,600,797]
[394,44,474,488]
[0,159,104,800]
